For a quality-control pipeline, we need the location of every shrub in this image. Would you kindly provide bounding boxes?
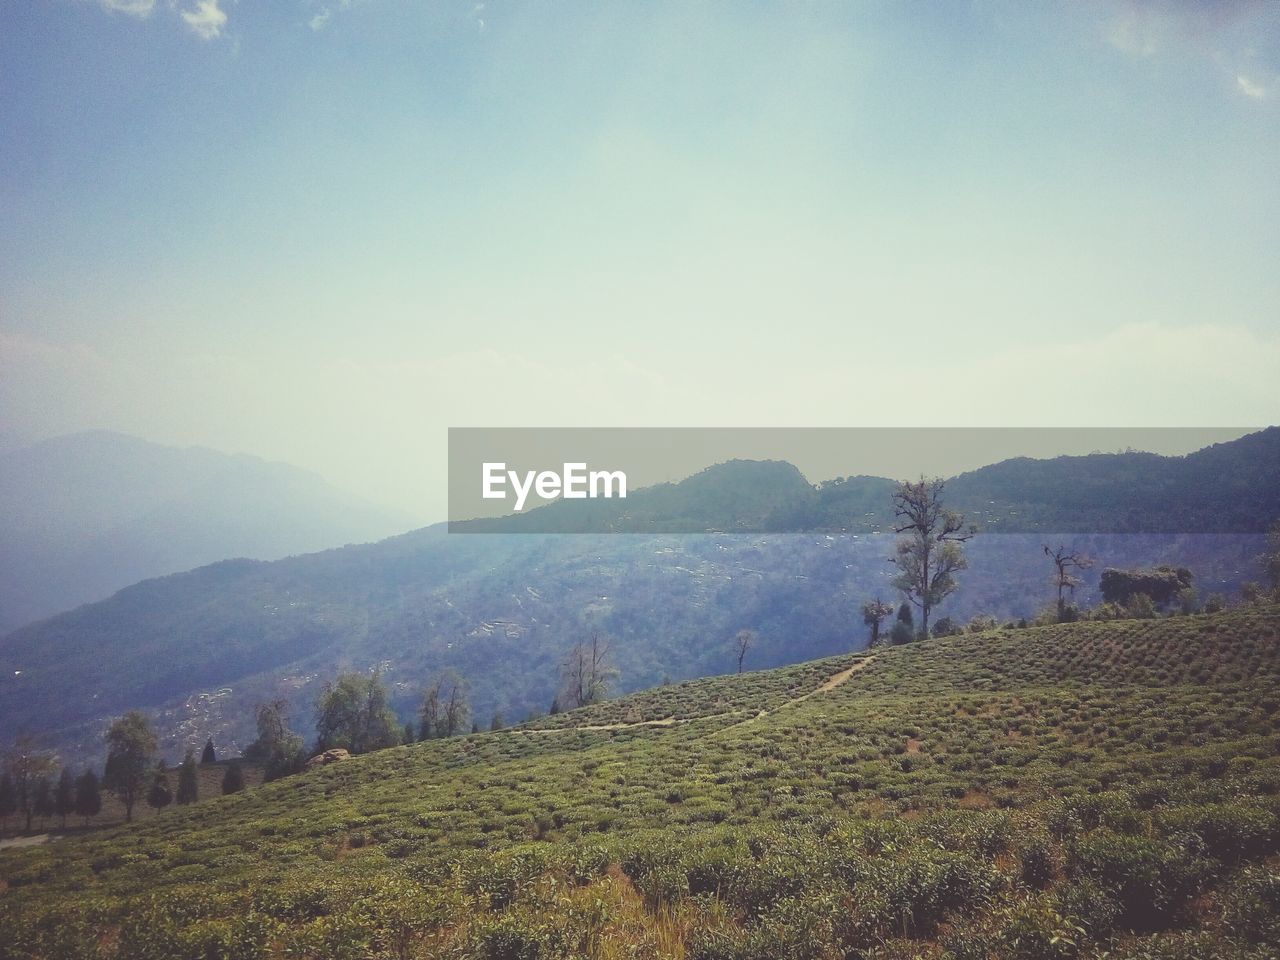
[1069,831,1207,930]
[1220,866,1280,946]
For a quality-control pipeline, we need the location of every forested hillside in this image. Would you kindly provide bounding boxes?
[2,431,1276,767]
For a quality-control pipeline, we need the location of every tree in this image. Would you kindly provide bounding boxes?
[489,712,505,732]
[1100,566,1193,609]
[419,672,470,739]
[33,776,54,828]
[245,699,304,780]
[201,738,216,764]
[314,669,400,754]
[548,697,561,716]
[560,633,619,709]
[418,678,442,741]
[1044,544,1094,621]
[889,602,915,645]
[103,711,157,823]
[861,598,894,647]
[1263,520,1280,596]
[889,478,973,640]
[443,675,470,738]
[5,735,58,832]
[0,772,16,831]
[54,768,74,828]
[222,760,245,795]
[147,762,172,813]
[74,770,101,825]
[403,721,415,745]
[177,751,199,805]
[733,629,755,674]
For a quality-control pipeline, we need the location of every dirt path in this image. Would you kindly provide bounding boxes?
[0,833,58,850]
[523,655,876,736]
[714,655,876,734]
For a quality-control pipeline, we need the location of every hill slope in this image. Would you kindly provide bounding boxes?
[0,431,413,632]
[3,432,1276,765]
[4,608,1280,958]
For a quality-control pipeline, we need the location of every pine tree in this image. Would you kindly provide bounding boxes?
[177,751,199,805]
[403,721,415,745]
[222,760,245,795]
[489,712,504,731]
[0,772,16,831]
[74,769,102,825]
[147,763,172,812]
[201,738,216,764]
[54,768,74,828]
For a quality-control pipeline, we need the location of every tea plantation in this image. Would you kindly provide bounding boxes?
[3,609,1280,959]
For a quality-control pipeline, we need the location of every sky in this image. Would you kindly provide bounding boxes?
[1,0,1278,521]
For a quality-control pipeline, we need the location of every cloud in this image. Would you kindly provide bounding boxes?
[307,0,357,32]
[100,0,158,16]
[181,0,227,40]
[1236,73,1268,98]
[1098,0,1278,100]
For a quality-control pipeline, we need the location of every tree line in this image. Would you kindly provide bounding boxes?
[856,481,1280,647]
[2,632,624,835]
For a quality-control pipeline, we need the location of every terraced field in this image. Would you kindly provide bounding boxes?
[3,609,1280,959]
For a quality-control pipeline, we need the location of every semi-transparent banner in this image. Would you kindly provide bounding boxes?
[447,427,1272,534]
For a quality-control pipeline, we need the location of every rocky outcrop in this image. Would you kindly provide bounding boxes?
[303,748,351,771]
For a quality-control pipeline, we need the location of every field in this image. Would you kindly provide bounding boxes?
[3,608,1280,958]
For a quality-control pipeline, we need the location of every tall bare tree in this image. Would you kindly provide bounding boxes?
[733,629,755,673]
[1044,544,1094,620]
[889,478,974,640]
[560,633,619,709]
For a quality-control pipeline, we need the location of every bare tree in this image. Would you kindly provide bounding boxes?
[861,597,894,647]
[1044,544,1094,620]
[443,676,470,737]
[889,478,974,640]
[560,633,619,708]
[734,629,755,673]
[418,678,442,740]
[4,735,58,833]
[420,672,469,738]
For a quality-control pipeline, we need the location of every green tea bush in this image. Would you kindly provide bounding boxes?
[1220,866,1280,946]
[1068,831,1207,930]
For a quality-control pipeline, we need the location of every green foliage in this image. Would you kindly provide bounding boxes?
[3,608,1280,957]
[103,711,156,823]
[314,670,400,754]
[222,760,245,795]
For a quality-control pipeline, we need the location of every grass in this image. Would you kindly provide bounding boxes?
[2,608,1280,958]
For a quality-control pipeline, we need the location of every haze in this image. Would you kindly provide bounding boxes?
[2,0,1278,521]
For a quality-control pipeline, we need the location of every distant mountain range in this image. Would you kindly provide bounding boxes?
[456,428,1280,534]
[0,431,414,631]
[0,429,1275,766]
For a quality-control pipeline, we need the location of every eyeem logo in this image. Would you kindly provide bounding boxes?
[482,462,627,512]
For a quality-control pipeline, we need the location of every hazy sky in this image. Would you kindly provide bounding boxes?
[1,0,1278,520]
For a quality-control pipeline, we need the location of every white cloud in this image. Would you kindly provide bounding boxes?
[100,0,158,16]
[1236,73,1268,98]
[307,0,357,33]
[1096,0,1280,101]
[181,0,227,40]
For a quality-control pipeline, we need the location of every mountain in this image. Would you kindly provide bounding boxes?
[457,428,1280,534]
[1,431,1274,767]
[5,607,1280,958]
[0,431,414,632]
